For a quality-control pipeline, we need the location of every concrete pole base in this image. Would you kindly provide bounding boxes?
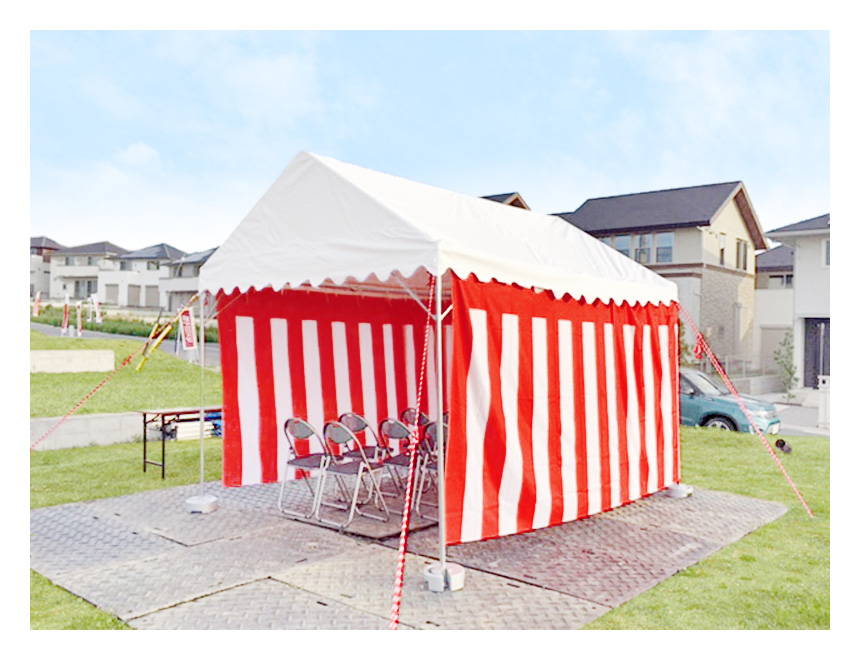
[423,562,466,592]
[185,494,218,513]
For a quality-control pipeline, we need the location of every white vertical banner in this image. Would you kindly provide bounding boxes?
[76,300,83,337]
[179,308,197,351]
[61,294,70,336]
[93,294,103,323]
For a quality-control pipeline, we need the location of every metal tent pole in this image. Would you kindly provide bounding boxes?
[435,274,447,578]
[199,294,205,497]
[186,293,218,514]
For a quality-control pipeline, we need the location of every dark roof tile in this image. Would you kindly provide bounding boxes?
[768,213,830,236]
[116,243,186,260]
[756,244,794,271]
[30,236,65,250]
[53,241,127,256]
[555,181,742,234]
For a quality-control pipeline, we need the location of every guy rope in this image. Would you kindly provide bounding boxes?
[678,304,814,518]
[389,275,437,630]
[30,294,201,452]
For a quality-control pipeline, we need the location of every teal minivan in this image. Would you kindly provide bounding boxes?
[679,368,780,434]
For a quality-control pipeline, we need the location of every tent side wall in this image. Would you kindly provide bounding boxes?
[217,286,451,487]
[445,275,680,545]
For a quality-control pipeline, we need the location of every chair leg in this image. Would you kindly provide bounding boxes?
[278,467,321,519]
[355,467,390,523]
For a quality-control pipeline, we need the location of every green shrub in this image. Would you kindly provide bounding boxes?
[31,303,219,343]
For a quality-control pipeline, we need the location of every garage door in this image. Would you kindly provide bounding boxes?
[105,284,118,304]
[128,285,141,307]
[145,285,159,308]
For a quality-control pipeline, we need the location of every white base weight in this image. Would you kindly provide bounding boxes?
[185,494,218,513]
[666,483,693,499]
[423,562,465,592]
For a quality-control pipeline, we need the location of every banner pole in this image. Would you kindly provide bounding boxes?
[185,292,217,513]
[199,294,205,496]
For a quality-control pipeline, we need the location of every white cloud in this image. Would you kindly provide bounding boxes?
[115,142,161,167]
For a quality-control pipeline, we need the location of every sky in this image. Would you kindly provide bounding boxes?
[29,29,830,255]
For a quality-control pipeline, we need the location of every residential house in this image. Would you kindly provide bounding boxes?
[99,243,186,309]
[482,192,531,210]
[30,236,65,298]
[555,182,768,367]
[766,214,830,388]
[48,241,126,301]
[753,244,794,373]
[161,247,218,311]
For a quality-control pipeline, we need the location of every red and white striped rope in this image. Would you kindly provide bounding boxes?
[30,292,213,452]
[678,304,814,518]
[29,343,148,451]
[389,275,437,630]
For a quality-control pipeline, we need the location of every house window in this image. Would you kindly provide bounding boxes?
[600,236,613,247]
[634,234,651,264]
[87,256,97,266]
[120,261,130,271]
[148,261,159,271]
[615,235,631,258]
[655,232,673,263]
[736,240,748,271]
[719,233,726,266]
[768,274,793,289]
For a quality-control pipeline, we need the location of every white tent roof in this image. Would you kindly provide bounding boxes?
[199,151,678,306]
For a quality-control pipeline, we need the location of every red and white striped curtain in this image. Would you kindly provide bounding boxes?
[217,287,451,487]
[444,275,680,545]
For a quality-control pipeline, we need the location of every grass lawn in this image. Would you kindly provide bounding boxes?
[584,428,829,630]
[30,330,222,418]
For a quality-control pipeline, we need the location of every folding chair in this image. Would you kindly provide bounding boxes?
[317,421,391,529]
[378,417,418,495]
[414,421,448,521]
[400,407,430,428]
[339,412,400,495]
[278,418,335,519]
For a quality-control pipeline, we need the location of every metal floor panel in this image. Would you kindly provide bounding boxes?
[31,482,787,629]
[384,488,787,608]
[30,502,181,576]
[129,578,401,630]
[49,520,366,620]
[86,485,286,546]
[274,544,609,630]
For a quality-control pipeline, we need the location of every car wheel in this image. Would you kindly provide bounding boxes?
[704,416,736,431]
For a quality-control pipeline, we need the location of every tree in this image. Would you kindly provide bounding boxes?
[773,329,798,403]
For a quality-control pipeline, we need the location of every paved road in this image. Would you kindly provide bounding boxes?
[30,322,221,368]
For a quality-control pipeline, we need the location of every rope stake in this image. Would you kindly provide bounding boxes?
[678,304,814,518]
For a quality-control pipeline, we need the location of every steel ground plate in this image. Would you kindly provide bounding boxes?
[48,518,367,621]
[387,487,787,608]
[30,502,181,576]
[129,578,401,630]
[274,544,609,630]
